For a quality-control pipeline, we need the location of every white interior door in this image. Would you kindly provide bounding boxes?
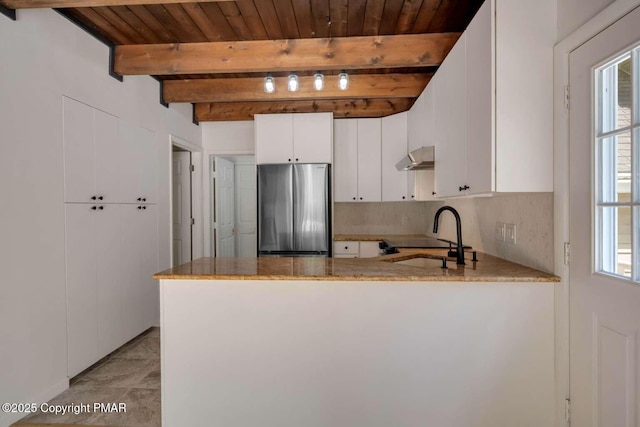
[172,151,192,266]
[215,157,235,257]
[234,162,256,257]
[569,6,640,426]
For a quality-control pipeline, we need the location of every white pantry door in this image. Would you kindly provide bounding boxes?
[569,6,640,426]
[172,151,192,266]
[215,157,235,257]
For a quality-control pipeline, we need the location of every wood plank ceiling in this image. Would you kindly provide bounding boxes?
[3,0,485,121]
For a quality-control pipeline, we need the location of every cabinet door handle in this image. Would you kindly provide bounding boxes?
[295,158,299,162]
[142,206,147,210]
[402,196,405,200]
[352,197,356,200]
[432,192,436,196]
[142,198,146,202]
[359,197,363,200]
[459,185,470,191]
[137,197,142,202]
[98,196,103,201]
[91,206,97,211]
[288,158,292,162]
[98,206,104,210]
[91,196,97,201]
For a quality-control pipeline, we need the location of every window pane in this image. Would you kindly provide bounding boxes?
[600,55,632,133]
[598,132,632,202]
[598,206,632,278]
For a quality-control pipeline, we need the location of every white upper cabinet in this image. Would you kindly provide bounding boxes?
[292,113,333,163]
[119,121,158,204]
[357,119,382,202]
[333,118,382,202]
[465,0,493,195]
[255,114,294,164]
[63,97,119,203]
[381,112,410,201]
[63,97,157,204]
[422,0,554,197]
[255,113,333,164]
[433,34,467,198]
[334,120,358,202]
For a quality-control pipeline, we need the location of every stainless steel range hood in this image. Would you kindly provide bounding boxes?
[395,146,435,171]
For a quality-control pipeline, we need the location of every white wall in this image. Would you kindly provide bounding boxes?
[557,0,617,39]
[201,121,254,153]
[0,9,200,427]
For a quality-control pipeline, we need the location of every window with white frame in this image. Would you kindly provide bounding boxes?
[595,46,640,279]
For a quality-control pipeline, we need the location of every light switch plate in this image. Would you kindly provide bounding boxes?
[505,223,517,244]
[495,222,505,241]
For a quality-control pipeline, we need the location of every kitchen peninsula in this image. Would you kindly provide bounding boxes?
[155,253,558,427]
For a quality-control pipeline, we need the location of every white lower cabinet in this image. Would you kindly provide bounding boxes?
[66,202,158,377]
[333,241,381,258]
[65,203,100,377]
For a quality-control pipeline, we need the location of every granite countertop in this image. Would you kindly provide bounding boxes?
[154,249,559,282]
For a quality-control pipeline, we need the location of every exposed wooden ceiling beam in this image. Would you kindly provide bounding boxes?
[195,98,415,121]
[1,0,232,8]
[114,33,460,76]
[163,73,431,103]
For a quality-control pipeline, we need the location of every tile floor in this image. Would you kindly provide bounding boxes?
[17,327,160,427]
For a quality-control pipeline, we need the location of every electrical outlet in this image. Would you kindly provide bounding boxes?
[495,222,505,241]
[505,223,517,244]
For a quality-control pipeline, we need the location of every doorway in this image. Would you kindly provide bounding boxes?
[171,145,193,266]
[210,155,256,257]
[568,5,640,425]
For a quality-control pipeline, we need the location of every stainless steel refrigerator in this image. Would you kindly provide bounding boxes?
[257,164,331,257]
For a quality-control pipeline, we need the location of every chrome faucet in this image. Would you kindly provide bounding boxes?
[433,206,465,265]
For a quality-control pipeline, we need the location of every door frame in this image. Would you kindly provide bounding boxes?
[554,1,640,425]
[203,147,253,257]
[169,135,203,262]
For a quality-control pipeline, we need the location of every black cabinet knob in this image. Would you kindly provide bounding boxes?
[432,192,436,196]
[98,206,104,210]
[138,206,142,210]
[402,196,406,200]
[359,197,363,200]
[142,198,146,202]
[142,206,147,210]
[91,206,97,210]
[459,185,470,191]
[137,198,142,202]
[295,158,299,162]
[353,197,356,200]
[288,159,291,162]
[91,196,97,201]
[98,196,103,201]
[411,195,415,198]
[344,246,348,250]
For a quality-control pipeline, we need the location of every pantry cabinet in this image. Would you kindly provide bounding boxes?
[427,0,554,197]
[119,121,157,204]
[63,97,119,204]
[255,113,333,164]
[63,97,158,204]
[63,97,160,378]
[334,118,382,202]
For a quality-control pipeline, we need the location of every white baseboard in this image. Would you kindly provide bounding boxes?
[0,378,69,427]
